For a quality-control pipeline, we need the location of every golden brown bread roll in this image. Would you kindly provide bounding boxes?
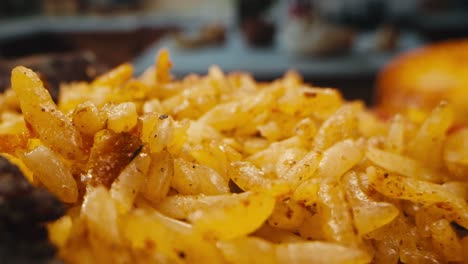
[376,39,468,123]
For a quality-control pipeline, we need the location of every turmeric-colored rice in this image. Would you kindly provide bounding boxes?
[1,49,468,263]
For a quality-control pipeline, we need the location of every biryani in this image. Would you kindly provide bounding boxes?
[0,49,467,264]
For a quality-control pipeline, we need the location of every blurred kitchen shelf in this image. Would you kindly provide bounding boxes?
[0,13,209,41]
[134,30,423,79]
[0,13,205,66]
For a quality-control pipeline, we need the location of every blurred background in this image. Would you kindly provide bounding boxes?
[1,0,468,103]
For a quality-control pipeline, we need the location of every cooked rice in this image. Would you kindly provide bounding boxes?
[0,49,467,264]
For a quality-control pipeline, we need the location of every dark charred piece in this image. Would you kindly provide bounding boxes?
[451,222,468,239]
[84,130,142,188]
[228,179,244,194]
[0,156,65,264]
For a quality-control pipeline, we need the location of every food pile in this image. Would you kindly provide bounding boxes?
[0,49,467,264]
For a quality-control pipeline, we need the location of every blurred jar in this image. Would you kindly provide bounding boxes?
[281,0,355,56]
[237,0,277,47]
